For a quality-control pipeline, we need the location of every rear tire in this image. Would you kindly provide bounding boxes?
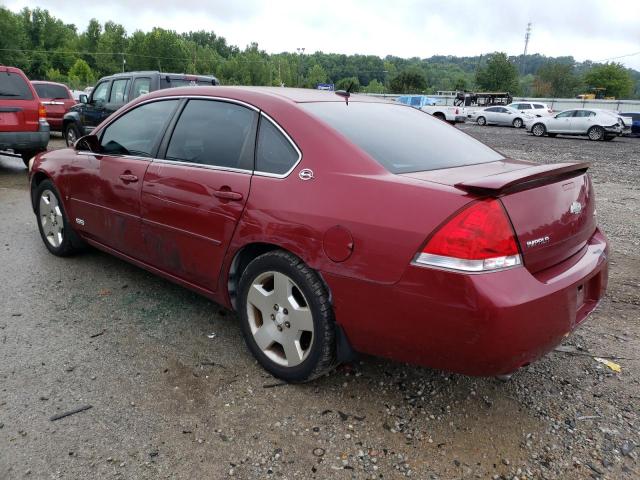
[587,126,605,141]
[532,123,546,137]
[433,112,446,122]
[237,250,337,383]
[512,118,523,128]
[64,123,81,147]
[477,116,487,126]
[34,180,83,256]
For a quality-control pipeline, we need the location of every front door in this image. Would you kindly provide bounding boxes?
[66,99,180,260]
[80,80,112,134]
[547,110,575,133]
[141,98,258,292]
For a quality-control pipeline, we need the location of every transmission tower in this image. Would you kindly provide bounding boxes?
[521,22,532,74]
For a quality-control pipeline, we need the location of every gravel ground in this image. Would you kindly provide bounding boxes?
[0,127,638,480]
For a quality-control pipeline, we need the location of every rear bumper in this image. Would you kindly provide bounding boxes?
[0,122,50,153]
[325,228,608,376]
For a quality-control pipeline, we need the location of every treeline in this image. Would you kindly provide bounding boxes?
[1,7,638,98]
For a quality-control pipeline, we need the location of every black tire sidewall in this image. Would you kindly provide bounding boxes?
[237,252,334,382]
[65,124,80,147]
[477,116,486,125]
[35,180,77,256]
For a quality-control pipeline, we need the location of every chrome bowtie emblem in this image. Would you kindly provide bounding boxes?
[570,201,582,215]
[298,168,314,181]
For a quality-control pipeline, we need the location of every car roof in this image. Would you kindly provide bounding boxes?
[31,80,69,87]
[144,86,393,104]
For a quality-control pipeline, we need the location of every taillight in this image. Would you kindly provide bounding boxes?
[548,109,553,114]
[38,103,47,120]
[455,108,459,114]
[413,199,522,272]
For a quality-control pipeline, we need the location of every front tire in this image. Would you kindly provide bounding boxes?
[477,116,487,126]
[35,180,82,256]
[532,123,546,137]
[512,118,523,128]
[588,126,605,141]
[64,123,81,147]
[238,250,336,382]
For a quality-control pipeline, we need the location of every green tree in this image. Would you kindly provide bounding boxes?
[533,61,579,97]
[68,58,95,89]
[335,76,360,92]
[583,62,633,99]
[96,21,127,75]
[389,69,427,93]
[475,52,519,93]
[0,7,28,69]
[363,79,385,94]
[306,64,327,88]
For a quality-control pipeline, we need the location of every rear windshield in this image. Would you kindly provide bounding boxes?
[301,102,504,173]
[33,83,70,99]
[0,72,34,100]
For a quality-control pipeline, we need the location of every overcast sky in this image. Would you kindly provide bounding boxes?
[4,0,640,69]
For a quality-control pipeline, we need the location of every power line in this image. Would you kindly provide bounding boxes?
[596,51,640,63]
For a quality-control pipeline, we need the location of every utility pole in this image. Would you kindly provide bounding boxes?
[521,22,532,75]
[296,47,305,87]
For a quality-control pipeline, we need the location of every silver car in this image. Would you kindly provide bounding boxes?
[468,106,533,128]
[526,108,624,141]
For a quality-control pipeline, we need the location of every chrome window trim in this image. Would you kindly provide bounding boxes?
[152,157,252,175]
[253,112,303,179]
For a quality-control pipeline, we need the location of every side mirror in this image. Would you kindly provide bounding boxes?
[75,134,100,153]
[79,94,88,104]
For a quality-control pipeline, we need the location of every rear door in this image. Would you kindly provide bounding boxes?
[141,98,257,291]
[0,70,38,133]
[67,99,180,259]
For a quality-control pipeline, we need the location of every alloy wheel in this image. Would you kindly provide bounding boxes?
[246,271,314,367]
[588,127,603,141]
[66,127,77,146]
[532,124,545,136]
[39,189,64,248]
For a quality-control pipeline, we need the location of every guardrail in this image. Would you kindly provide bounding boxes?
[365,94,640,112]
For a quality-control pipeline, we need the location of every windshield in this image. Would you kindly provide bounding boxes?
[33,83,70,99]
[301,102,504,173]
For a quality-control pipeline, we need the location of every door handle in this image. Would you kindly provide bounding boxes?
[213,189,243,201]
[119,173,138,183]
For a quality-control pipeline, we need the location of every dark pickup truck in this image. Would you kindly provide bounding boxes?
[63,71,220,145]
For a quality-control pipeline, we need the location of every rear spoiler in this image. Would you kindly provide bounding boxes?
[455,162,590,194]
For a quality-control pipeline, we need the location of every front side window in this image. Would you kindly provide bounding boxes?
[91,81,110,104]
[33,83,70,99]
[556,111,575,118]
[302,102,504,174]
[0,73,33,100]
[100,100,179,157]
[410,97,422,107]
[109,79,130,103]
[510,104,521,110]
[255,116,300,175]
[165,99,257,170]
[131,77,151,99]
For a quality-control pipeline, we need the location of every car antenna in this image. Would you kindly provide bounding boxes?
[335,82,354,105]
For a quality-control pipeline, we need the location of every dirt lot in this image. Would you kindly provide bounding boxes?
[1,127,638,480]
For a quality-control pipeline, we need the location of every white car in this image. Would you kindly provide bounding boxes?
[468,106,533,128]
[508,101,554,117]
[526,108,625,141]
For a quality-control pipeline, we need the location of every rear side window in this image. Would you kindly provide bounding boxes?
[520,104,532,109]
[255,116,300,175]
[533,104,545,109]
[100,100,179,157]
[131,77,151,99]
[165,99,257,170]
[0,72,33,100]
[109,79,130,103]
[33,83,70,99]
[301,102,503,173]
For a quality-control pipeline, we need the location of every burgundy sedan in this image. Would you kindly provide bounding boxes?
[28,87,608,382]
[31,81,76,132]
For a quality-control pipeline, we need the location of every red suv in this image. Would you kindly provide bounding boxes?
[31,81,76,132]
[0,66,49,166]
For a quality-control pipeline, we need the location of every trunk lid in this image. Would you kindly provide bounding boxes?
[401,160,597,273]
[0,69,39,132]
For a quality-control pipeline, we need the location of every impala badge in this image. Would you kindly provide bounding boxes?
[75,217,85,226]
[570,201,582,215]
[299,168,314,181]
[526,236,550,248]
